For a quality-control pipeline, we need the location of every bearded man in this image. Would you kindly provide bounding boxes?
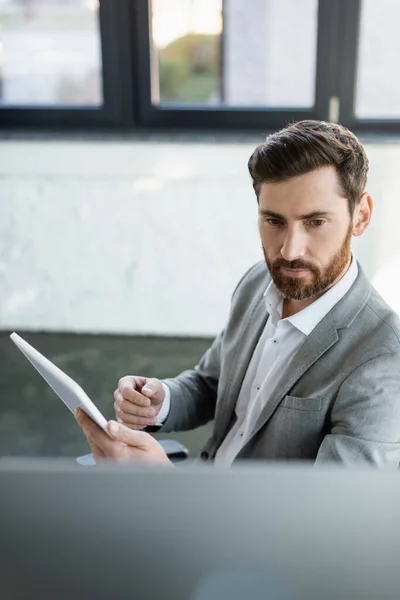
[77,120,400,469]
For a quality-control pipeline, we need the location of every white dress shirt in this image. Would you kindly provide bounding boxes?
[158,259,359,466]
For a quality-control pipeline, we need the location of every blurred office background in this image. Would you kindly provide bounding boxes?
[1,0,400,458]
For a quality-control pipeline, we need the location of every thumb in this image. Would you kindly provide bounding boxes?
[141,378,164,404]
[108,421,149,448]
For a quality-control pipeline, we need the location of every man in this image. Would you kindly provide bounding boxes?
[76,120,400,468]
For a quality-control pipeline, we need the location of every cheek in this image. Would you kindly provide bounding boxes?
[306,233,332,257]
[308,226,347,260]
[259,221,277,245]
[258,221,267,244]
[259,226,274,251]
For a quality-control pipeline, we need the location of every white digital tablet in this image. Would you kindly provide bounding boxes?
[10,332,110,435]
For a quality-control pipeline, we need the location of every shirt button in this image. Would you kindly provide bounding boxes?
[240,432,244,437]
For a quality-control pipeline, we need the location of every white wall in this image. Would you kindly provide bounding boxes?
[0,138,262,337]
[1,137,399,337]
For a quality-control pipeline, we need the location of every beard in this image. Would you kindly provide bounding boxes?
[263,225,353,301]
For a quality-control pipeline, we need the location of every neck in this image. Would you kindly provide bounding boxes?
[281,257,352,319]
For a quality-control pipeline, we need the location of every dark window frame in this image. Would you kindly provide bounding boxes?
[0,0,399,133]
[0,0,135,129]
[133,0,338,130]
[336,0,400,134]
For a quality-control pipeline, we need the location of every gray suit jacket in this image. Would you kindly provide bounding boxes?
[161,261,400,467]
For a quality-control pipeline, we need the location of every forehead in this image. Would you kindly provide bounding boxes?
[258,166,347,215]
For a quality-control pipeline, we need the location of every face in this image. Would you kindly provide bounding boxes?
[258,166,372,302]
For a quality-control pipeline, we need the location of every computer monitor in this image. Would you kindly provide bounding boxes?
[0,459,399,600]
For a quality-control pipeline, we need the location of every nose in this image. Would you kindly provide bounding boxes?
[280,228,307,262]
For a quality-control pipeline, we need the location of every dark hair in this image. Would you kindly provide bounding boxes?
[248,120,369,215]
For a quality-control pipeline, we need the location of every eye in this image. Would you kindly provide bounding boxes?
[308,219,325,228]
[264,218,284,227]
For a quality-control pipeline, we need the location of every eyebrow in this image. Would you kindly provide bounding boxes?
[258,209,335,221]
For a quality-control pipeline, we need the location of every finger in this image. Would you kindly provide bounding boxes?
[108,421,149,449]
[75,408,112,453]
[87,439,107,461]
[116,415,144,430]
[114,391,153,415]
[118,375,147,391]
[77,409,127,460]
[114,398,156,426]
[75,410,107,459]
[117,411,157,427]
[114,392,155,418]
[108,421,172,466]
[115,385,151,407]
[141,378,164,403]
[118,376,149,396]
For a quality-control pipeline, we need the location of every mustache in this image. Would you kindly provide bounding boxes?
[272,258,317,271]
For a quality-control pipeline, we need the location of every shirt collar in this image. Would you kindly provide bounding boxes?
[264,282,283,328]
[264,258,359,335]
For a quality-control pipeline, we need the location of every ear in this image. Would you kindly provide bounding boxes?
[352,192,373,237]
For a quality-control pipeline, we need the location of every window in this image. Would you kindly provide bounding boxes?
[0,0,102,107]
[355,0,400,119]
[150,0,318,109]
[1,0,399,132]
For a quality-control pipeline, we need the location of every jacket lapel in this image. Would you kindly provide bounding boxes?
[214,292,268,447]
[240,311,339,448]
[214,260,371,456]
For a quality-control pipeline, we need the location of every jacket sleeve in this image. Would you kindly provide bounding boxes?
[315,352,400,468]
[158,262,266,433]
[159,329,224,432]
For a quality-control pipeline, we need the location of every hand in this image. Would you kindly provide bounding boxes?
[75,407,172,466]
[113,375,165,430]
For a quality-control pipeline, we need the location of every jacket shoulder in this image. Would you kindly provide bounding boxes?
[232,261,271,302]
[365,287,400,347]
